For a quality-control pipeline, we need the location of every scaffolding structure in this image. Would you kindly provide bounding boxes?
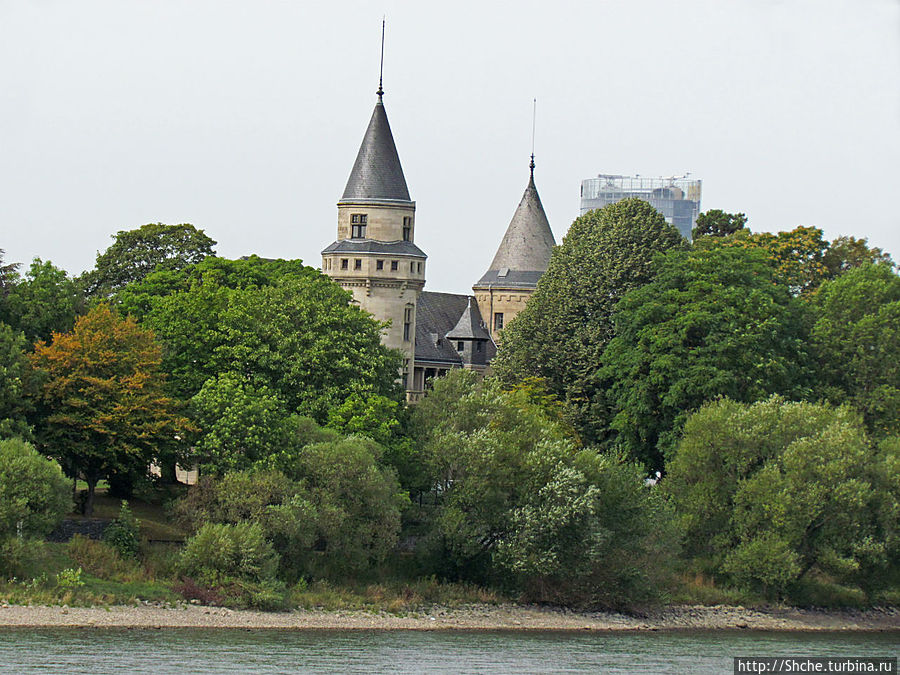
[580,174,702,239]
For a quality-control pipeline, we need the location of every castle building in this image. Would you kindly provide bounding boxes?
[324,84,555,399]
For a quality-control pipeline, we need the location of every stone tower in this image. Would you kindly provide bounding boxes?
[473,158,556,343]
[322,85,426,389]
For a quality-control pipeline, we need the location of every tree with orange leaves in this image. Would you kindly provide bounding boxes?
[29,304,189,515]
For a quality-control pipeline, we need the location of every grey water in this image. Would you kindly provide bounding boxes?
[0,628,896,674]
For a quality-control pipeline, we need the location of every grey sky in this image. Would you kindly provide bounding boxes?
[2,0,898,295]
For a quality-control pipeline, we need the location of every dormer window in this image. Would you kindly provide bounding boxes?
[351,214,367,239]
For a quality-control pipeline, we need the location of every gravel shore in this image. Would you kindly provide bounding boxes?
[0,603,897,631]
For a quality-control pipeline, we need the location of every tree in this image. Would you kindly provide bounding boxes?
[411,371,680,607]
[190,373,295,474]
[29,305,190,515]
[0,249,18,297]
[0,438,70,540]
[692,209,747,239]
[139,268,402,419]
[81,223,216,298]
[822,235,893,278]
[601,246,811,468]
[3,259,84,345]
[492,198,686,441]
[0,323,32,440]
[665,397,898,598]
[810,263,900,437]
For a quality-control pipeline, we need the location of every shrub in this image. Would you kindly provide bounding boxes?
[666,397,899,598]
[68,534,143,582]
[179,522,279,585]
[0,438,70,539]
[102,501,140,558]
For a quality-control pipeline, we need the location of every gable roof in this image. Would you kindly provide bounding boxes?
[340,97,411,203]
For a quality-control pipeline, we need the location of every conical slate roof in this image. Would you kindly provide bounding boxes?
[474,165,555,289]
[446,297,491,340]
[340,96,411,202]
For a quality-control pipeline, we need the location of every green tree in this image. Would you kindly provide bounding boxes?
[276,436,408,576]
[492,198,686,441]
[81,223,216,298]
[29,305,190,515]
[3,259,85,344]
[141,271,401,419]
[692,209,747,239]
[601,246,811,468]
[114,255,313,321]
[0,438,70,540]
[665,397,898,598]
[0,324,32,439]
[810,263,900,436]
[822,235,893,279]
[0,249,18,298]
[190,373,295,474]
[412,371,679,607]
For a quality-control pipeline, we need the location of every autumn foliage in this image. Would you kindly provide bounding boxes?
[29,304,189,515]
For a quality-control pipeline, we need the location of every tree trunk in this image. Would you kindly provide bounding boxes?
[85,477,98,517]
[159,457,178,485]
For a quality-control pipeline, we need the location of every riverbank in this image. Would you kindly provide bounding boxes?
[1,603,897,631]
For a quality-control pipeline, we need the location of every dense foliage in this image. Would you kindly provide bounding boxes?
[810,263,900,437]
[80,223,216,298]
[665,397,899,598]
[601,246,811,468]
[492,198,686,441]
[0,438,70,540]
[412,371,680,608]
[29,305,190,514]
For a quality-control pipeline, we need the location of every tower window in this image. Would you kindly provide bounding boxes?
[476,341,483,352]
[457,341,465,352]
[376,260,384,270]
[494,312,504,331]
[391,260,398,271]
[417,262,422,273]
[403,306,413,342]
[354,259,362,270]
[410,261,415,273]
[341,259,348,270]
[351,214,367,239]
[402,216,412,242]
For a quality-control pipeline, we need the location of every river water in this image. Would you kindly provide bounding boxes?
[0,628,896,673]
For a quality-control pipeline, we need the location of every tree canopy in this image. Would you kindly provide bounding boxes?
[2,259,84,345]
[135,262,401,419]
[491,198,686,441]
[29,305,190,515]
[692,209,747,239]
[0,323,32,440]
[81,223,216,298]
[665,397,899,598]
[601,246,811,468]
[810,263,900,437]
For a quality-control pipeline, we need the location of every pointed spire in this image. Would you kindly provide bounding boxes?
[377,18,385,99]
[446,297,491,340]
[340,20,410,203]
[474,160,556,288]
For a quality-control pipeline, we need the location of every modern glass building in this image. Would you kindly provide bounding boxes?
[580,174,702,240]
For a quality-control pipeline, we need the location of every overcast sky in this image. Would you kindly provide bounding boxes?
[2,0,898,294]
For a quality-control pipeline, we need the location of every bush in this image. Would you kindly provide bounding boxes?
[666,397,899,598]
[68,534,143,582]
[0,438,70,539]
[102,501,140,558]
[179,522,279,585]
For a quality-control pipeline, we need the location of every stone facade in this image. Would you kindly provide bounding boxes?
[323,90,553,398]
